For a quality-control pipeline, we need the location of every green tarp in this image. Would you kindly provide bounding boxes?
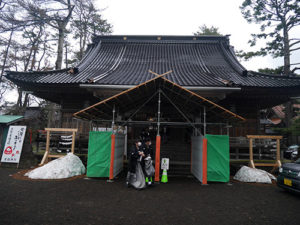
[87,131,112,177]
[206,134,230,182]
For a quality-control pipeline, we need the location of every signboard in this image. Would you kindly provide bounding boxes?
[1,126,26,164]
[161,158,169,170]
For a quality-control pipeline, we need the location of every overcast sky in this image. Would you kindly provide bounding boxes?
[3,0,300,105]
[97,0,299,71]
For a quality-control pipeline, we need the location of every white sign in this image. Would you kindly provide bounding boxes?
[161,158,169,170]
[1,126,27,163]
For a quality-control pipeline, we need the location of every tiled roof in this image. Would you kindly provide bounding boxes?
[6,35,300,88]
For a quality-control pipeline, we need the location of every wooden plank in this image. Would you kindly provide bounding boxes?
[249,138,254,168]
[250,160,255,168]
[246,135,282,139]
[48,155,64,158]
[45,128,78,132]
[40,130,51,165]
[39,150,49,166]
[45,130,50,153]
[254,163,277,167]
[71,131,76,154]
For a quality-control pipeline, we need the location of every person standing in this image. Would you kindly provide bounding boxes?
[143,138,155,186]
[126,140,146,189]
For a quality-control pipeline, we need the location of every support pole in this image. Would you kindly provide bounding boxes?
[202,138,207,185]
[226,121,229,136]
[160,90,201,136]
[112,104,116,133]
[71,131,76,154]
[40,130,50,165]
[155,90,161,182]
[276,138,282,167]
[121,91,158,126]
[109,134,116,180]
[249,138,255,168]
[203,106,206,136]
[157,90,161,136]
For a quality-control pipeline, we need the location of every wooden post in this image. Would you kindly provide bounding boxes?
[249,138,255,168]
[40,130,50,165]
[71,131,76,154]
[190,140,193,173]
[247,135,282,169]
[39,128,78,165]
[276,138,282,167]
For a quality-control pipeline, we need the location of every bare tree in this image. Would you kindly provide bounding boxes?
[17,0,75,69]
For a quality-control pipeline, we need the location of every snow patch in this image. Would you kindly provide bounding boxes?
[233,166,276,184]
[25,153,85,179]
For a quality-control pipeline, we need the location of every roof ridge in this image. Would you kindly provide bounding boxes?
[92,35,230,44]
[6,68,69,75]
[249,71,300,80]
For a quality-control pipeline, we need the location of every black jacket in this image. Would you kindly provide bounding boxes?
[130,145,140,160]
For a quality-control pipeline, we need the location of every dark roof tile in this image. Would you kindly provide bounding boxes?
[6,35,300,88]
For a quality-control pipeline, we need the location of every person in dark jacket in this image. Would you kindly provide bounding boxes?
[128,140,143,172]
[144,138,153,159]
[142,138,155,186]
[126,139,145,187]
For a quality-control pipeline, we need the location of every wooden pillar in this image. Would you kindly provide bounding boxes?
[249,138,255,168]
[71,131,76,154]
[276,138,282,167]
[40,130,50,165]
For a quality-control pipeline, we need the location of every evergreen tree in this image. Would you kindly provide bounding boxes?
[240,0,300,75]
[193,24,222,36]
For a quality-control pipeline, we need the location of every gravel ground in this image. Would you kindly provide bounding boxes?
[0,168,300,225]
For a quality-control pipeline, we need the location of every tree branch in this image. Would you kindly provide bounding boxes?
[289,40,300,48]
[290,46,300,52]
[292,67,300,73]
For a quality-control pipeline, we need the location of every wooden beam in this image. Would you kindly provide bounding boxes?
[39,130,51,166]
[71,131,76,154]
[48,155,64,158]
[73,70,173,118]
[254,163,278,167]
[247,135,282,139]
[45,128,78,132]
[151,72,246,121]
[247,135,282,169]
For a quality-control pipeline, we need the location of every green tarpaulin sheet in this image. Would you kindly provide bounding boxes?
[87,131,112,177]
[205,134,230,182]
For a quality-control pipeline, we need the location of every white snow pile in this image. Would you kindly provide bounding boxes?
[233,166,276,184]
[25,153,85,179]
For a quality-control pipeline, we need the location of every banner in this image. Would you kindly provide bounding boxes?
[1,126,27,163]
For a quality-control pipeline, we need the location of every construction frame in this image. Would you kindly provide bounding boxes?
[39,128,78,165]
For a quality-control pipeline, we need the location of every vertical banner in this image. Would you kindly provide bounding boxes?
[1,126,27,164]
